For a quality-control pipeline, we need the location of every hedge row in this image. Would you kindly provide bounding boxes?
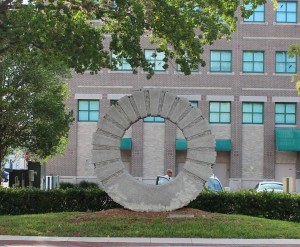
[0,187,122,215]
[1,188,300,222]
[189,190,300,222]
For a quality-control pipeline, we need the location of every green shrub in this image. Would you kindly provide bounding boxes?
[59,182,76,189]
[78,181,99,189]
[189,190,300,222]
[0,187,122,215]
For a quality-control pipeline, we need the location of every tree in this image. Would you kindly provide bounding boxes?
[0,53,74,166]
[289,45,300,95]
[0,0,267,78]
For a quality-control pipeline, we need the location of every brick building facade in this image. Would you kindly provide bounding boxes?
[46,1,300,192]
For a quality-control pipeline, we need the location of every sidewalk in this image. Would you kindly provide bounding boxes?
[1,236,300,247]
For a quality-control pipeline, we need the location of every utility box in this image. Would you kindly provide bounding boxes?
[283,177,294,193]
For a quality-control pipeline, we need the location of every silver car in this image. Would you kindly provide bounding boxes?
[254,181,283,193]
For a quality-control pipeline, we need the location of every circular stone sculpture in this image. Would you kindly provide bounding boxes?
[92,89,216,212]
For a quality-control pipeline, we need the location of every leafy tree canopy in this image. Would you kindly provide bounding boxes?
[1,0,267,78]
[0,52,74,165]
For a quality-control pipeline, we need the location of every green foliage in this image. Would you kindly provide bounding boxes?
[189,190,300,222]
[0,53,74,164]
[0,0,267,77]
[1,188,300,223]
[59,181,99,189]
[78,180,99,189]
[59,182,76,189]
[0,187,122,215]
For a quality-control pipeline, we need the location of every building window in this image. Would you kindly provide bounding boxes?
[78,100,99,122]
[110,99,118,106]
[190,101,198,108]
[242,102,264,124]
[144,116,165,123]
[210,51,232,72]
[111,53,132,71]
[275,51,297,73]
[243,51,264,73]
[209,102,231,123]
[275,103,296,124]
[276,2,297,23]
[244,4,265,22]
[145,49,166,71]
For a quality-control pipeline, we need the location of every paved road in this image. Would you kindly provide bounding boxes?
[1,236,300,247]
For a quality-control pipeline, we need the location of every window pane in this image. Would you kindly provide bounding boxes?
[253,103,263,113]
[89,111,99,121]
[286,63,296,73]
[79,101,89,110]
[210,113,220,122]
[145,50,155,60]
[254,62,264,72]
[243,113,252,123]
[286,104,296,113]
[155,61,164,71]
[243,52,253,61]
[79,111,88,121]
[144,116,154,122]
[275,114,285,124]
[256,5,265,11]
[286,114,296,124]
[220,102,230,112]
[220,113,230,123]
[155,117,165,122]
[276,13,286,22]
[211,62,221,71]
[276,104,285,113]
[254,52,264,61]
[243,62,253,72]
[253,113,263,123]
[255,12,264,21]
[287,2,296,11]
[156,52,165,60]
[190,101,198,108]
[90,101,99,110]
[243,103,252,112]
[210,103,219,112]
[276,63,285,72]
[276,52,285,62]
[221,52,231,61]
[287,55,296,62]
[277,3,286,12]
[221,62,231,72]
[211,51,220,60]
[287,13,297,22]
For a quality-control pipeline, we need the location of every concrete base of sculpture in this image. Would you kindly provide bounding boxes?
[92,89,215,212]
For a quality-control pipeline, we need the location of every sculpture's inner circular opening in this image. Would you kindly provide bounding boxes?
[120,117,187,185]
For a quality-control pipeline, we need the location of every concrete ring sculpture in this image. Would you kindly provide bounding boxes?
[92,89,216,212]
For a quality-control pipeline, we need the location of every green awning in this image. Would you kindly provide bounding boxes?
[215,139,232,151]
[176,138,188,151]
[275,128,300,151]
[175,138,231,151]
[120,138,132,150]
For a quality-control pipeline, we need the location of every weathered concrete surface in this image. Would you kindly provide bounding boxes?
[92,89,215,212]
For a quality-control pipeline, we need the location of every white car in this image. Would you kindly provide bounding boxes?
[254,181,283,193]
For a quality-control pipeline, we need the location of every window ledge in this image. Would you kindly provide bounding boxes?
[240,72,267,76]
[275,124,297,127]
[273,73,297,76]
[174,71,202,75]
[108,70,134,74]
[141,71,169,74]
[207,72,235,75]
[273,22,299,26]
[240,22,268,25]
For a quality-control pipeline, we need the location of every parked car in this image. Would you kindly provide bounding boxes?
[254,181,283,193]
[206,175,224,192]
[155,174,224,192]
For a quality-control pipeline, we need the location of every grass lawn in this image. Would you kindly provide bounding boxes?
[0,208,299,238]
